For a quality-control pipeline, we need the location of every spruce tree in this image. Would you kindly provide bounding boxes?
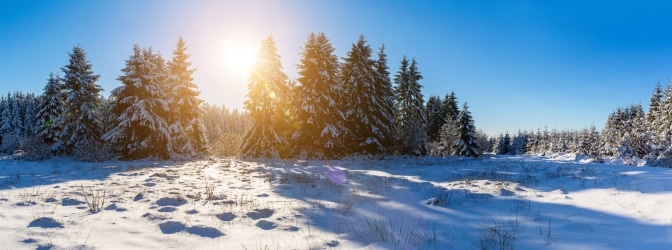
[291,32,346,159]
[510,131,529,155]
[372,45,396,154]
[23,93,39,137]
[104,45,172,159]
[341,36,393,155]
[439,92,460,151]
[494,133,511,155]
[37,73,65,145]
[167,37,208,157]
[240,36,292,158]
[646,83,665,158]
[443,91,460,122]
[452,103,479,157]
[647,82,663,126]
[394,57,427,155]
[426,95,444,142]
[56,45,104,155]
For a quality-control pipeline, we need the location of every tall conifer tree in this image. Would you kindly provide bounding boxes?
[394,57,427,155]
[104,45,172,159]
[36,73,65,145]
[167,37,208,157]
[341,36,393,155]
[452,103,480,157]
[57,45,103,155]
[291,32,346,159]
[240,36,291,158]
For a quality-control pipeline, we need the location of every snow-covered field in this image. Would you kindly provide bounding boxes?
[0,154,671,249]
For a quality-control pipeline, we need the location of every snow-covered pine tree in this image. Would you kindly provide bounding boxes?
[426,95,443,142]
[291,32,347,159]
[494,133,511,155]
[647,82,663,128]
[443,91,460,122]
[438,92,460,153]
[451,102,479,157]
[645,83,665,160]
[394,57,427,155]
[657,84,672,146]
[56,45,104,156]
[628,104,650,158]
[11,92,25,136]
[510,131,528,155]
[525,130,539,154]
[372,45,396,154]
[22,93,39,137]
[240,36,292,159]
[104,45,172,160]
[167,37,208,158]
[341,36,393,155]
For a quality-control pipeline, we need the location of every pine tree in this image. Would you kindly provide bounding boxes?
[37,73,65,145]
[426,95,444,142]
[11,92,25,136]
[56,45,104,155]
[443,92,460,122]
[452,103,479,157]
[23,93,39,137]
[647,82,663,127]
[372,45,396,154]
[341,36,393,155]
[240,36,292,158]
[510,131,529,155]
[291,32,346,159]
[104,45,172,160]
[438,92,460,152]
[394,57,427,155]
[494,133,511,155]
[167,37,208,158]
[645,83,665,159]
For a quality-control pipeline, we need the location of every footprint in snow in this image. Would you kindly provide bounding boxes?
[247,208,274,220]
[186,226,224,238]
[105,203,127,212]
[158,207,177,213]
[28,217,63,228]
[61,198,84,206]
[216,212,236,222]
[158,221,185,234]
[156,197,187,206]
[255,220,277,230]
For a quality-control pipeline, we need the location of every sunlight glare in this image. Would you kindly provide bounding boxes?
[221,39,258,75]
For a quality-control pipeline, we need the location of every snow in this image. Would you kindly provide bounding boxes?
[0,154,671,249]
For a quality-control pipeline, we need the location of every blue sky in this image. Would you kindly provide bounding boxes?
[2,0,671,136]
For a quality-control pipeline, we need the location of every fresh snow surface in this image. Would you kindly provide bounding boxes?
[0,153,671,249]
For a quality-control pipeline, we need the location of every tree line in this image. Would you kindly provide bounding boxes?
[488,82,672,167]
[23,32,672,164]
[240,33,483,159]
[0,38,248,161]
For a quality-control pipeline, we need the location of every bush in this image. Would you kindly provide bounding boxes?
[19,136,52,161]
[0,133,21,154]
[209,132,242,157]
[73,138,112,162]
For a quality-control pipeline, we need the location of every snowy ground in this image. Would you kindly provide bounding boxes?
[0,154,671,250]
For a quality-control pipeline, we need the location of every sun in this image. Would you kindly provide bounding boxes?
[221,39,258,75]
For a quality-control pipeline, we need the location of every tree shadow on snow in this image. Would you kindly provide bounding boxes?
[0,157,178,190]
[254,156,672,249]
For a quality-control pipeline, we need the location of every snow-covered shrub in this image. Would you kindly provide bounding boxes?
[73,138,112,162]
[19,136,52,161]
[0,133,21,153]
[209,132,242,157]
